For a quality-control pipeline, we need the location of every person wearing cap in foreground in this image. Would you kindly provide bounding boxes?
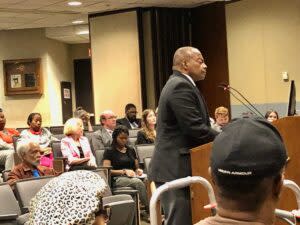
[195,118,287,225]
[26,170,110,225]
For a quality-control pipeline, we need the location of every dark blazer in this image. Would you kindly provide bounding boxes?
[149,71,218,182]
[116,117,141,129]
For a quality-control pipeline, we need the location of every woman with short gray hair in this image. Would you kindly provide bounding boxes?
[61,118,97,171]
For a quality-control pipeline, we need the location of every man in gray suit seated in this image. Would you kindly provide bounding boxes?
[92,110,117,150]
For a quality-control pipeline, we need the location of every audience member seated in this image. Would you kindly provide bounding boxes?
[136,109,156,145]
[117,103,141,129]
[27,170,110,225]
[61,118,97,171]
[103,125,149,218]
[19,113,57,168]
[74,106,93,132]
[195,118,287,225]
[7,139,58,188]
[92,110,117,150]
[265,110,279,123]
[211,106,229,132]
[0,109,19,170]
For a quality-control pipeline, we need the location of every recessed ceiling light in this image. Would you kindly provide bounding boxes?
[77,30,89,35]
[68,1,82,6]
[72,20,84,24]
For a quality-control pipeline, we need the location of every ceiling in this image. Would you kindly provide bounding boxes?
[0,0,226,43]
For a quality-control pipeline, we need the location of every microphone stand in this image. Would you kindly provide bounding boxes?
[229,86,265,118]
[218,84,264,118]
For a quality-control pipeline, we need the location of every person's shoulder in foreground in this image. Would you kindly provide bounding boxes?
[194,117,287,225]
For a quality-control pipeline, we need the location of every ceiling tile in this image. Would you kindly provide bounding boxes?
[0,0,216,42]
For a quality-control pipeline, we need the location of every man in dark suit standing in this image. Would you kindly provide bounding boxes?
[149,46,218,225]
[116,103,141,129]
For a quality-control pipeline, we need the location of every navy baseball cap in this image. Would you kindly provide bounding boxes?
[211,118,287,177]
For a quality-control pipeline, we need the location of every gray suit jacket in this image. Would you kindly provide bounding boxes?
[149,71,218,182]
[91,126,112,150]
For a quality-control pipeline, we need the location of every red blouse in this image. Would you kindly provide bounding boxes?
[0,128,20,143]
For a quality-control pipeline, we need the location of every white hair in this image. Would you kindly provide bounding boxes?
[17,139,39,158]
[64,117,83,136]
[100,110,115,124]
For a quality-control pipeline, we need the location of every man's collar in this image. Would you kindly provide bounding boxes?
[22,162,36,171]
[181,73,196,86]
[105,128,113,134]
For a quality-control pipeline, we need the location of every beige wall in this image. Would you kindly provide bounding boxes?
[70,43,90,60]
[0,28,74,128]
[90,11,142,119]
[226,0,300,105]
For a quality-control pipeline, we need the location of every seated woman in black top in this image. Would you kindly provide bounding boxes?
[136,109,156,145]
[103,125,148,212]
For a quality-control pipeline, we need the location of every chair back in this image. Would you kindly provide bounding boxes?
[93,169,112,196]
[103,195,135,225]
[143,157,152,174]
[0,183,21,221]
[128,137,137,147]
[129,129,140,138]
[15,176,54,213]
[92,168,137,225]
[1,170,11,182]
[52,133,65,140]
[95,149,105,166]
[136,144,155,164]
[83,132,95,147]
[49,126,64,135]
[51,141,63,158]
[12,136,20,152]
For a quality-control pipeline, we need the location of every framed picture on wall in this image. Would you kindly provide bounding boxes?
[3,58,43,96]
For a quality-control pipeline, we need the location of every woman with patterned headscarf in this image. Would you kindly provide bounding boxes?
[27,170,110,225]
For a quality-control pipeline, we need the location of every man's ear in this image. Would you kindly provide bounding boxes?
[182,61,188,70]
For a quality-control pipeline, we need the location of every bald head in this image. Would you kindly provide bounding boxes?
[172,46,207,81]
[172,47,198,68]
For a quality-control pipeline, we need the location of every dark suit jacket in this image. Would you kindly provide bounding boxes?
[149,71,218,182]
[116,117,141,129]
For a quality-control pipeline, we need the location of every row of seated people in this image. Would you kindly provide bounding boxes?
[0,107,156,222]
[4,126,152,222]
[0,102,156,169]
[209,107,279,132]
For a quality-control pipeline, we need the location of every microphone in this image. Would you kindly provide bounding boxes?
[218,83,265,118]
[217,83,229,91]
